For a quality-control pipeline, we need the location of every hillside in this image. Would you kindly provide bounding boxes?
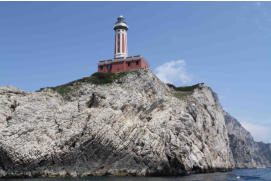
[0,69,269,177]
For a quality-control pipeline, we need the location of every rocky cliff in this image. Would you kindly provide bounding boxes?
[224,112,271,168]
[0,69,235,177]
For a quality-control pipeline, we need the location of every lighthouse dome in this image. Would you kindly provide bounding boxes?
[113,15,128,30]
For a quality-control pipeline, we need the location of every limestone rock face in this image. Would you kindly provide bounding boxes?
[0,69,234,177]
[224,112,271,168]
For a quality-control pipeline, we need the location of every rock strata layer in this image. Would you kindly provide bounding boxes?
[225,112,271,168]
[0,69,266,177]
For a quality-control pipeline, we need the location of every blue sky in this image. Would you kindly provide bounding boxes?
[0,2,271,142]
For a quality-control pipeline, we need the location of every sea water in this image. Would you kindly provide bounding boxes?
[1,168,271,181]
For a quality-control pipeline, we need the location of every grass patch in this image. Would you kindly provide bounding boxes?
[173,91,193,99]
[40,71,129,96]
[167,83,203,99]
[167,83,202,92]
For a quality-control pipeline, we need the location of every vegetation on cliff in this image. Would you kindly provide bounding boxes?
[40,70,203,101]
[167,83,203,99]
[40,71,129,96]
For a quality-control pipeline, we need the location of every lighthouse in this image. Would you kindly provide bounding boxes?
[98,16,150,73]
[114,16,128,58]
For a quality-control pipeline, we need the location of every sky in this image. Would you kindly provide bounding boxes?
[0,2,271,142]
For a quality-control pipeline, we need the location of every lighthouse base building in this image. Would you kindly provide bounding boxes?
[98,55,149,73]
[98,16,150,73]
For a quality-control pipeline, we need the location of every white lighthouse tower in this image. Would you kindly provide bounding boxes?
[114,16,128,58]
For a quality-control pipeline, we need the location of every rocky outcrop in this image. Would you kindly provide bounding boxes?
[224,112,271,168]
[0,69,234,177]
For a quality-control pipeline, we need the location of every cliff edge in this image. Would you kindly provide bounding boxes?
[225,112,271,168]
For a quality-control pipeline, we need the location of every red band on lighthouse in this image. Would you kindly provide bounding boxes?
[122,32,125,53]
[117,34,120,53]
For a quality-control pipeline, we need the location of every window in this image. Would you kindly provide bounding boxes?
[127,62,131,66]
[99,66,103,70]
[136,61,139,65]
[107,64,112,70]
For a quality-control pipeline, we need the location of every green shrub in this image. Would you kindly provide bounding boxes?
[88,71,128,85]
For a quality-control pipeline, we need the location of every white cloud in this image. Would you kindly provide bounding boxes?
[155,60,192,86]
[241,121,271,143]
